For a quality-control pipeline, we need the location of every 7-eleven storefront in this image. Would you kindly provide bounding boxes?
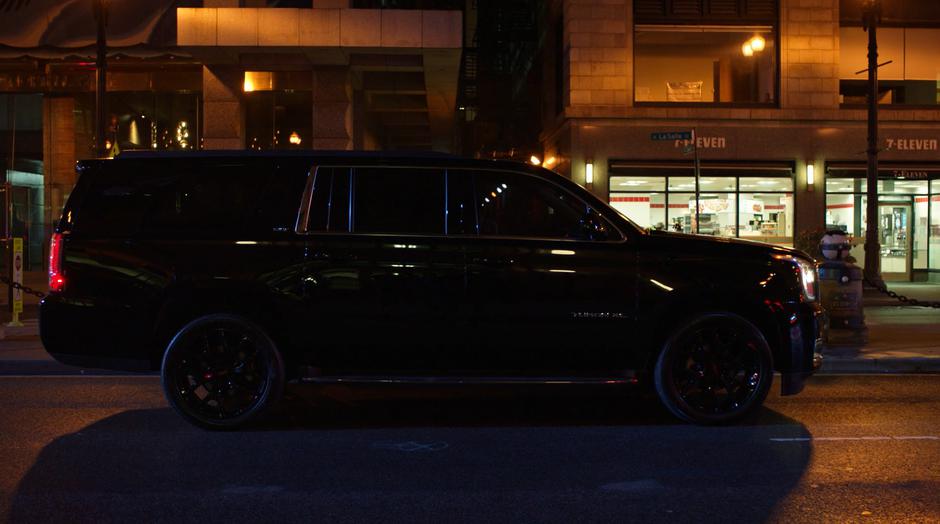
[825,163,940,282]
[553,122,940,282]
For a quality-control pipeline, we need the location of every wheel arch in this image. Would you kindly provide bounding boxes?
[639,286,784,374]
[149,279,297,373]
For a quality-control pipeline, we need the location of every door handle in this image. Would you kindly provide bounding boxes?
[471,256,514,267]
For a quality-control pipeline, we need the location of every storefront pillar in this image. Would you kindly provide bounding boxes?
[312,67,352,151]
[42,96,76,249]
[796,157,827,236]
[202,66,244,150]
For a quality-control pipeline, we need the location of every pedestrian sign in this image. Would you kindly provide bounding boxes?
[651,131,692,141]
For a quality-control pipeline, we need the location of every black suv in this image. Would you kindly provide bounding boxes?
[40,151,822,428]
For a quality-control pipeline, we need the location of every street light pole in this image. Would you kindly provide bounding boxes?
[862,0,884,288]
[94,0,108,158]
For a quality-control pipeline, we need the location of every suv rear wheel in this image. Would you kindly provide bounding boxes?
[654,313,773,425]
[161,314,284,430]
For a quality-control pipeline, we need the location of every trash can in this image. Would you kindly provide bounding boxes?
[818,230,867,344]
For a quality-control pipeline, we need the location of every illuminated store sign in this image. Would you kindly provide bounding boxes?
[674,136,727,149]
[885,138,938,151]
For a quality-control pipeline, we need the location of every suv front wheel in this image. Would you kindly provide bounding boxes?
[654,313,773,425]
[161,314,284,430]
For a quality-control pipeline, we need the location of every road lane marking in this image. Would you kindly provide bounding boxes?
[0,374,158,379]
[771,436,939,442]
[371,441,449,452]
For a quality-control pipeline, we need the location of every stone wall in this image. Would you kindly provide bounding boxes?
[564,0,631,116]
[780,0,841,109]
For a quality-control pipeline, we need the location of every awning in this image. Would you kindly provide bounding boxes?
[826,162,940,180]
[609,160,794,177]
[0,0,181,54]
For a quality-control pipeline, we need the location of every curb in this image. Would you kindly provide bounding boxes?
[819,357,940,374]
[0,359,157,376]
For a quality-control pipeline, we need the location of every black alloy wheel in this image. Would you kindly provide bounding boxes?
[161,314,284,430]
[654,313,773,425]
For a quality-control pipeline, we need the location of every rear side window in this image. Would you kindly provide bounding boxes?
[73,159,272,238]
[352,168,445,235]
[143,162,266,235]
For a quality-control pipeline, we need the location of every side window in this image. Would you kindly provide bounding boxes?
[307,167,350,233]
[446,170,478,235]
[473,171,589,239]
[352,168,445,235]
[252,161,309,233]
[74,159,267,238]
[143,161,265,236]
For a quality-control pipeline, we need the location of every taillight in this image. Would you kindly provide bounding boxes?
[48,233,66,292]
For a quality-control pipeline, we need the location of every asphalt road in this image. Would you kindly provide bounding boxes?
[1,375,938,523]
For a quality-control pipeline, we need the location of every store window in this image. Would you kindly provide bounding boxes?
[634,26,777,105]
[244,71,313,150]
[75,92,201,157]
[609,167,793,245]
[825,172,931,278]
[931,180,940,272]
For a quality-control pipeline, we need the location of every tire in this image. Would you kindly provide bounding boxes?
[654,313,773,425]
[160,314,285,430]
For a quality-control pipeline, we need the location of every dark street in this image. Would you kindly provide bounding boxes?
[1,374,938,523]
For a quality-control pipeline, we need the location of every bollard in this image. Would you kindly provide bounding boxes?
[818,230,867,345]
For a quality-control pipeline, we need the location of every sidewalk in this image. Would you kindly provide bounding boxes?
[820,282,940,373]
[0,277,938,375]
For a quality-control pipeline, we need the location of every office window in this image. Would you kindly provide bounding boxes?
[839,27,940,106]
[634,26,777,104]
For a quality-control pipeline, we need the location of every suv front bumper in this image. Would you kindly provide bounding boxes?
[779,303,824,396]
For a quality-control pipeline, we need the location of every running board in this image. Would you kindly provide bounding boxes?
[298,375,639,386]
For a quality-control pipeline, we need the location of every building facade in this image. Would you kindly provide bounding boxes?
[0,0,463,268]
[539,0,940,281]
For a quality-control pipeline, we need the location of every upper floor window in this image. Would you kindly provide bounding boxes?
[839,27,940,107]
[633,0,778,106]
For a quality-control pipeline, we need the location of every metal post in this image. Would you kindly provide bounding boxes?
[5,95,13,319]
[692,128,701,234]
[862,0,883,287]
[94,0,108,158]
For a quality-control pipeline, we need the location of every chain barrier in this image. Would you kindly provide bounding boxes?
[863,277,940,309]
[0,275,47,299]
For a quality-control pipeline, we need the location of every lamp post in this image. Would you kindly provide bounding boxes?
[94,0,109,158]
[862,0,884,288]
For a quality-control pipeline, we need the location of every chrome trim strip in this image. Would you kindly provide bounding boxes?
[299,375,638,385]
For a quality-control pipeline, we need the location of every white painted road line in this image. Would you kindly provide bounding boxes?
[771,436,940,442]
[0,374,158,379]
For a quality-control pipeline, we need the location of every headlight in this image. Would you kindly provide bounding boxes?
[773,254,817,301]
[794,258,817,301]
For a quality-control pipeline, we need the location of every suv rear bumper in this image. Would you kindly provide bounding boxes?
[40,295,153,372]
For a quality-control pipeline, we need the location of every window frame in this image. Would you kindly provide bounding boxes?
[296,164,629,243]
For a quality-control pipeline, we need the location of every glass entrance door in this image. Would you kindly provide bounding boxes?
[856,198,914,281]
[877,202,912,280]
